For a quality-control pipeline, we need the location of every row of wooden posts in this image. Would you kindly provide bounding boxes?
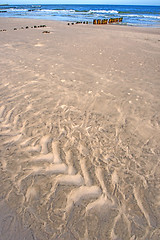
[68,17,123,25]
[93,17,123,24]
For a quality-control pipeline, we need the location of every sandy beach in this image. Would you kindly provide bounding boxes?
[0,17,160,240]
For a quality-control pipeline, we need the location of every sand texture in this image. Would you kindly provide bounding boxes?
[0,18,160,240]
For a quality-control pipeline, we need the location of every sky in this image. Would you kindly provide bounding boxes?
[1,0,160,6]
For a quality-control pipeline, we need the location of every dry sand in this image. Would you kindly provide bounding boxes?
[0,18,160,240]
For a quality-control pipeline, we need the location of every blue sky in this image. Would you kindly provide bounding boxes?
[1,0,160,6]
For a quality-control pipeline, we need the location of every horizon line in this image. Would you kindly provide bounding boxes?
[4,3,160,6]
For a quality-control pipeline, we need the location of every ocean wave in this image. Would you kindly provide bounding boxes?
[121,13,160,19]
[142,15,160,19]
[1,4,160,27]
[89,10,118,14]
[7,8,28,12]
[38,9,76,13]
[119,10,160,14]
[6,8,77,14]
[35,9,119,14]
[121,14,142,17]
[35,9,119,15]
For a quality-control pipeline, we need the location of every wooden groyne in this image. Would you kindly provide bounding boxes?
[68,18,123,25]
[93,18,123,24]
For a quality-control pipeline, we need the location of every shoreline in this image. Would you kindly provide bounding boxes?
[0,17,160,240]
[1,17,160,32]
[0,15,160,28]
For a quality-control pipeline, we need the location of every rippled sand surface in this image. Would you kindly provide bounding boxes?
[0,18,160,240]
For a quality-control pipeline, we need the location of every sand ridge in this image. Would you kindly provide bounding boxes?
[0,18,160,240]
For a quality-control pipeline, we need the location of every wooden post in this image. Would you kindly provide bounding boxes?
[119,17,123,22]
[93,19,97,24]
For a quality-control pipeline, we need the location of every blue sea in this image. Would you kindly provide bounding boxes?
[0,4,160,27]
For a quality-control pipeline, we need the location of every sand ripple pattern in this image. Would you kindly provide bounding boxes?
[0,97,159,240]
[0,52,160,239]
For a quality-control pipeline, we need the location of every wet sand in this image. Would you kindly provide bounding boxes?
[0,18,160,240]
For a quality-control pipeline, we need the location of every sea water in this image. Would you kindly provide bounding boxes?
[0,4,160,27]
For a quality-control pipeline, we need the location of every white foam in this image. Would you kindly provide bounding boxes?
[8,8,28,12]
[89,10,118,14]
